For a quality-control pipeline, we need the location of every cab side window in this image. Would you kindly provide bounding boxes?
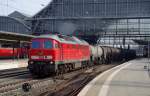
[55,43,59,48]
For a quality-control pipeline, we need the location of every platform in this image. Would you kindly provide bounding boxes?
[78,58,150,96]
[0,59,28,70]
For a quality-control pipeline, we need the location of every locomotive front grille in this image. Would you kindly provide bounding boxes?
[36,62,46,65]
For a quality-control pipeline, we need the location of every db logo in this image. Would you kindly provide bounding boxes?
[37,51,43,56]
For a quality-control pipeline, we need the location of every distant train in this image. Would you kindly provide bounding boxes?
[0,43,29,59]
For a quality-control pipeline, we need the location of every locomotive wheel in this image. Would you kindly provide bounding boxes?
[58,65,64,74]
[68,64,72,71]
[64,64,69,73]
[82,61,88,69]
[56,70,60,76]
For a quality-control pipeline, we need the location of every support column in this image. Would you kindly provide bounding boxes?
[123,36,126,49]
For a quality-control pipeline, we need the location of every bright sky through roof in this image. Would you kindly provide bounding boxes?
[0,0,52,16]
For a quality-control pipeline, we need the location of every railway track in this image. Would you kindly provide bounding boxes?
[39,64,118,96]
[0,67,26,73]
[0,65,95,96]
[0,76,63,96]
[0,62,122,96]
[0,68,29,78]
[64,74,92,96]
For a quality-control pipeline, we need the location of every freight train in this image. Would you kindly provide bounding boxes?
[28,34,136,77]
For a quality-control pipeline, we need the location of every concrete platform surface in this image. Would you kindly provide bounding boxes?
[78,58,150,96]
[0,59,28,70]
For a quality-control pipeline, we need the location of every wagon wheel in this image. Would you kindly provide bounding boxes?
[66,64,70,72]
[68,64,72,71]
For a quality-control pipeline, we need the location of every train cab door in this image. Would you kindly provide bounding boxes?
[60,43,63,62]
[54,41,63,62]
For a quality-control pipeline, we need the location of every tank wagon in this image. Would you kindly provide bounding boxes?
[121,49,136,60]
[28,34,136,77]
[90,46,122,64]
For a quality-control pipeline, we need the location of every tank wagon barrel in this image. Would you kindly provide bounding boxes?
[90,45,136,64]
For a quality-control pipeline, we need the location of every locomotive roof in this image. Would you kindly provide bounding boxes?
[35,34,89,45]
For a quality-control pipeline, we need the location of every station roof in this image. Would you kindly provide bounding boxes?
[133,40,150,45]
[0,31,36,42]
[35,34,89,45]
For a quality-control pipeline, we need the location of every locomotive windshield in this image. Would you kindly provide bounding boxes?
[32,40,40,48]
[31,39,53,49]
[44,40,53,48]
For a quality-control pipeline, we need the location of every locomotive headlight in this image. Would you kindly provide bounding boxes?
[30,61,34,64]
[50,61,53,64]
[29,61,34,64]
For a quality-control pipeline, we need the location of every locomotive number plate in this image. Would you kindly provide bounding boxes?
[39,56,44,59]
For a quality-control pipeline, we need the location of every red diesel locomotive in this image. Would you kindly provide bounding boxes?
[28,34,91,76]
